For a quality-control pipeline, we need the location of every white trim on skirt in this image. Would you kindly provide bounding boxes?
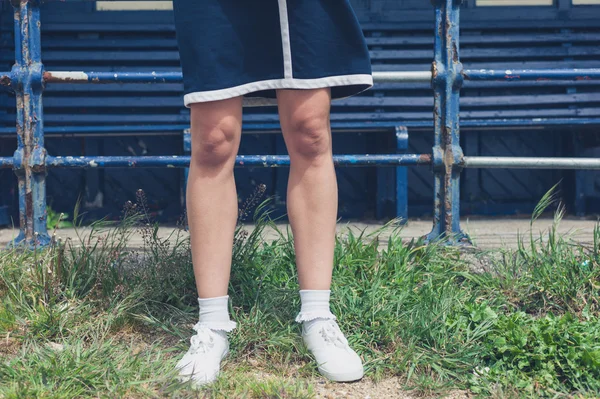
[277,0,294,79]
[183,74,374,107]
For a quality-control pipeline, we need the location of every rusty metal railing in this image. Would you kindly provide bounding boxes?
[2,0,600,248]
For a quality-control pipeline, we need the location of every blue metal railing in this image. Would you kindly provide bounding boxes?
[2,0,600,248]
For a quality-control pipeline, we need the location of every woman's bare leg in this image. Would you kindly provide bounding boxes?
[276,88,363,382]
[276,88,337,290]
[186,97,243,298]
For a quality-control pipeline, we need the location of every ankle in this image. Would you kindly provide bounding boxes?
[197,295,237,332]
[295,289,336,323]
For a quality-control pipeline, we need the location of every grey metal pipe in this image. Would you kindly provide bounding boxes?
[35,70,434,84]
[372,71,431,83]
[5,69,598,87]
[463,156,600,169]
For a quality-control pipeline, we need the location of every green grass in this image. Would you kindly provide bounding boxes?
[1,187,600,398]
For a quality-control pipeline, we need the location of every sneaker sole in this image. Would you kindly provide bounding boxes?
[318,366,364,382]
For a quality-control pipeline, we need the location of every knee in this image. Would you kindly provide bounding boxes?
[285,112,331,161]
[191,119,239,168]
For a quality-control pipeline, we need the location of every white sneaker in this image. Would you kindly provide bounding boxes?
[301,319,364,382]
[176,322,229,387]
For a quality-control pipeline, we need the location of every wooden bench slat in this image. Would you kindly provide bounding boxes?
[370,46,599,60]
[4,107,598,126]
[3,45,596,63]
[2,32,597,51]
[21,19,600,32]
[39,23,177,33]
[35,92,600,109]
[361,20,600,30]
[1,18,597,134]
[372,60,600,71]
[35,60,599,72]
[39,79,598,93]
[38,80,600,95]
[368,33,600,46]
[0,16,596,33]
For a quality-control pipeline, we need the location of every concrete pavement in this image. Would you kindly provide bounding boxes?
[1,217,597,250]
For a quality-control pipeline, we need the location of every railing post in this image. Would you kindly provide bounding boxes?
[7,0,50,249]
[427,0,469,245]
[395,126,409,223]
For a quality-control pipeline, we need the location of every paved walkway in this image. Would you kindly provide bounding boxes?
[1,217,597,249]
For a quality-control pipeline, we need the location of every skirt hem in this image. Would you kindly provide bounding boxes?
[183,74,373,107]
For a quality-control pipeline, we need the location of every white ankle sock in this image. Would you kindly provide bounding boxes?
[295,289,336,324]
[197,295,237,332]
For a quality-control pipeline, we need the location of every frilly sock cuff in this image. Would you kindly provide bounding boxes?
[295,310,337,323]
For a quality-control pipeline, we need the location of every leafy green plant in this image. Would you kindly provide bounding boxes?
[46,204,73,229]
[470,311,600,396]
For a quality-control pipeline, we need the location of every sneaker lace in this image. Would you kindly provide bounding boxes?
[319,321,349,349]
[189,322,215,355]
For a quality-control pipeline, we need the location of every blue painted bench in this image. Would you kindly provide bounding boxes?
[1,9,599,219]
[1,17,413,221]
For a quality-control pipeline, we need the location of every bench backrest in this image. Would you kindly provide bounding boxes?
[1,10,599,129]
[1,5,599,221]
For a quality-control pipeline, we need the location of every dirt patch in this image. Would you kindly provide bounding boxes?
[220,367,471,399]
[0,334,21,356]
[459,247,503,275]
[312,377,471,399]
[111,323,183,352]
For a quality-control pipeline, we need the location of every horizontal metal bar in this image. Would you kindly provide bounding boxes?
[463,68,600,81]
[40,71,433,84]
[457,118,600,128]
[35,69,600,85]
[42,71,184,84]
[463,156,600,169]
[9,155,600,170]
[0,157,14,169]
[45,154,432,168]
[4,68,600,88]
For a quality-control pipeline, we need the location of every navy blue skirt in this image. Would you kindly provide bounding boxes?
[173,0,373,107]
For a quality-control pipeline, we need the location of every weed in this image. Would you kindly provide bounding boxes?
[1,185,599,398]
